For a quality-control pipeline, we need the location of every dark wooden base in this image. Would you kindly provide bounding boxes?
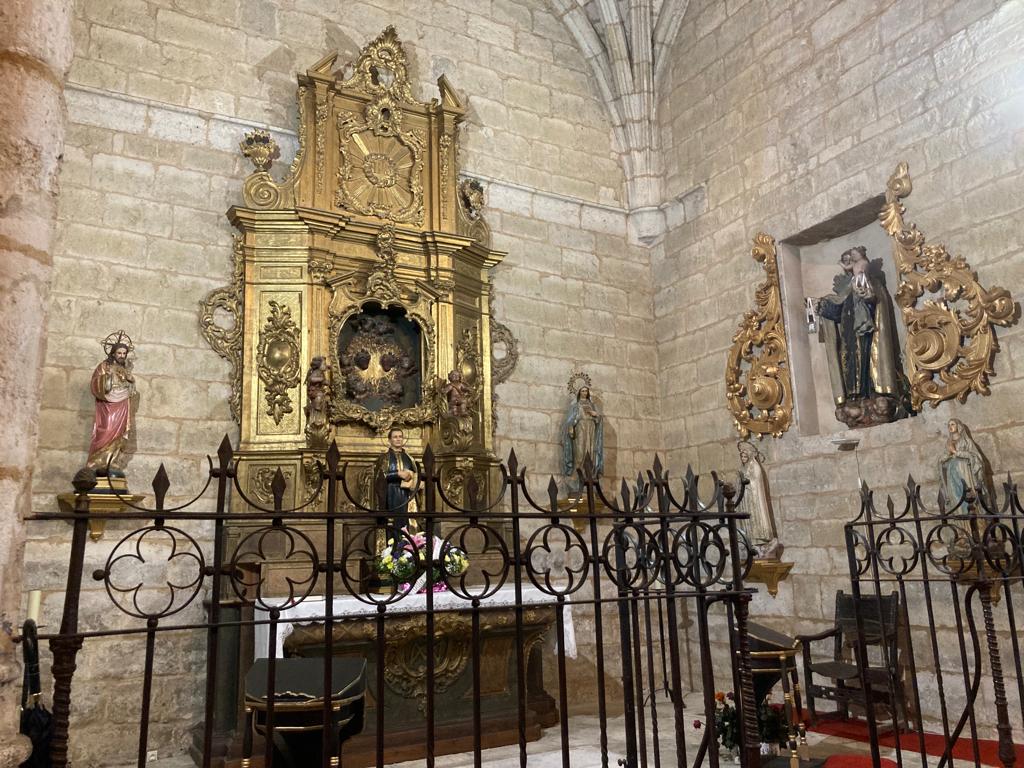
[341,709,547,767]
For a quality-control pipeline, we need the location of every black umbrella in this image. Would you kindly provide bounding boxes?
[19,619,52,768]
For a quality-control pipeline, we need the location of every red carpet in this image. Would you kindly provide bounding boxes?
[824,757,897,768]
[810,717,1024,767]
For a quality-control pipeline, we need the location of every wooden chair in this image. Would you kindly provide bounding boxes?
[797,590,916,731]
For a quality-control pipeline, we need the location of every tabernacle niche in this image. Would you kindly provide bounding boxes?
[779,198,915,437]
[337,303,423,412]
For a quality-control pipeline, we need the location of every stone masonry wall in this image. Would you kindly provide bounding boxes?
[24,1,658,764]
[656,0,1024,726]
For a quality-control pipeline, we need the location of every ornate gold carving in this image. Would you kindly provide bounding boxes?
[457,177,491,246]
[333,29,425,225]
[283,608,552,714]
[250,466,295,506]
[327,246,437,432]
[335,116,424,224]
[308,257,333,284]
[490,320,519,385]
[438,328,483,450]
[339,26,417,106]
[301,457,325,506]
[430,275,455,298]
[257,301,302,424]
[304,357,332,449]
[200,235,244,423]
[241,129,285,210]
[365,225,401,302]
[725,233,794,439]
[880,162,1020,410]
[384,613,470,712]
[240,129,280,171]
[315,92,329,192]
[442,466,487,507]
[439,134,452,221]
[287,86,307,179]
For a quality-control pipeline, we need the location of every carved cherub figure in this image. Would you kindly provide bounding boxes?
[439,370,470,417]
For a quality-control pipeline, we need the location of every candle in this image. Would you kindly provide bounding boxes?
[27,590,41,624]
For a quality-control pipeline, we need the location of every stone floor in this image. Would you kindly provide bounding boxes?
[148,694,896,768]
[379,694,882,768]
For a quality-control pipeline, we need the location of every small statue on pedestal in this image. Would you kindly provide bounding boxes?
[304,356,331,449]
[562,370,604,493]
[938,418,994,511]
[439,370,470,418]
[62,330,144,541]
[86,331,138,476]
[737,441,783,560]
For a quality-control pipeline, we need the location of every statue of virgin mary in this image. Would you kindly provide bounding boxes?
[562,385,604,489]
[939,418,993,510]
[737,442,782,559]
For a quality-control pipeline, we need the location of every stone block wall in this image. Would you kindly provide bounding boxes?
[24,0,659,763]
[656,0,1024,727]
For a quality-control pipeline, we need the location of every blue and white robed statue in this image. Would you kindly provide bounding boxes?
[562,370,604,493]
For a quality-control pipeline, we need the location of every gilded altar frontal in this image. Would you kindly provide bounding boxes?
[5,1,1024,767]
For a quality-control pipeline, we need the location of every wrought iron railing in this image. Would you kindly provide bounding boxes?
[844,479,1024,768]
[33,439,764,768]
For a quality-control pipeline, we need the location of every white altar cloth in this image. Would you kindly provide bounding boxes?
[254,584,576,660]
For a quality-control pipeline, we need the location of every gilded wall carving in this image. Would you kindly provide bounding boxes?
[457,178,490,246]
[725,233,794,439]
[490,320,519,386]
[249,466,296,506]
[437,328,483,450]
[199,235,244,423]
[257,300,302,425]
[240,129,286,210]
[880,162,1020,410]
[333,28,426,225]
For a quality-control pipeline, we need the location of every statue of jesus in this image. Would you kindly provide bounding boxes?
[86,333,137,476]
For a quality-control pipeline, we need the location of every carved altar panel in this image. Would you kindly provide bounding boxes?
[254,291,303,437]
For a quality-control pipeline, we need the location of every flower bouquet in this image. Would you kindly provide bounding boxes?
[376,531,469,593]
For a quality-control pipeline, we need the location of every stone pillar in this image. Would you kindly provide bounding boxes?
[0,0,73,763]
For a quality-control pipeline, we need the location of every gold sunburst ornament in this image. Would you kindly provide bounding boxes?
[879,162,1020,410]
[725,233,794,439]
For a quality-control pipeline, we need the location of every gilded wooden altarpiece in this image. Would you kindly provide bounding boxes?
[201,28,514,531]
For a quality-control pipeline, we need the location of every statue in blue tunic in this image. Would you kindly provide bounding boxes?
[562,385,604,492]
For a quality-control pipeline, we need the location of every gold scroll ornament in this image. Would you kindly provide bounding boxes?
[725,233,794,439]
[880,162,1020,410]
[257,300,302,425]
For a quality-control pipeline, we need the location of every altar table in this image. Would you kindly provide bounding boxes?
[254,584,576,660]
[254,585,570,767]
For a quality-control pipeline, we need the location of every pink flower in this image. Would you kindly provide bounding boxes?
[693,719,702,729]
